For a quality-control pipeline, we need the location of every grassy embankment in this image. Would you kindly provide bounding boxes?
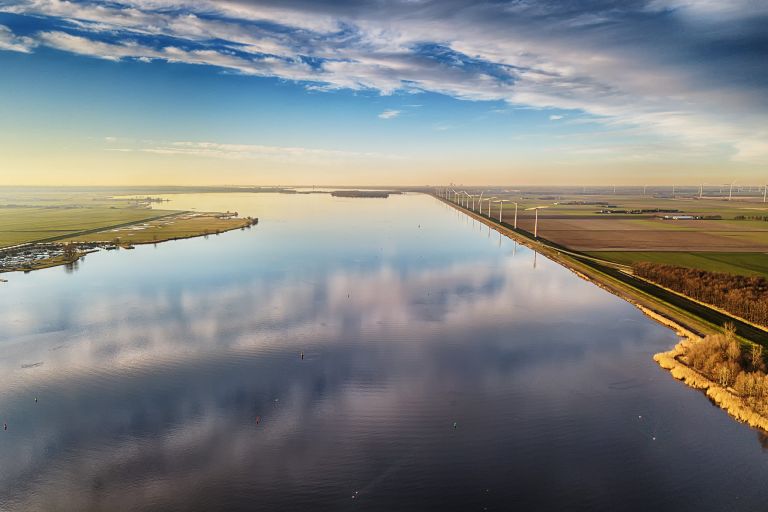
[438,194,768,431]
[437,195,736,338]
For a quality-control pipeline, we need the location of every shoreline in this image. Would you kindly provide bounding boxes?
[654,337,768,432]
[0,212,255,275]
[435,194,768,433]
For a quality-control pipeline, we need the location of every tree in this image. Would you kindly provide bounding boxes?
[752,345,766,372]
[62,243,77,261]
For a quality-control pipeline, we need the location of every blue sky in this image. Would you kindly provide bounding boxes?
[0,0,766,185]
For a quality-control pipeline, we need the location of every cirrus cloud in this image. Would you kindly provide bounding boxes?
[1,0,767,162]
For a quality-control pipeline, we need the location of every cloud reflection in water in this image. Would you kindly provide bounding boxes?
[1,194,760,512]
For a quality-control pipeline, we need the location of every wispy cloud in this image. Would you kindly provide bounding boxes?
[106,140,402,162]
[0,25,35,53]
[378,109,400,120]
[2,0,767,161]
[549,115,564,121]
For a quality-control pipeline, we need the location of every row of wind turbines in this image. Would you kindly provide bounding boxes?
[579,183,768,201]
[435,188,551,238]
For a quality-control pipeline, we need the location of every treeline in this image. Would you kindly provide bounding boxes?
[633,262,768,327]
[735,215,768,221]
[686,325,768,416]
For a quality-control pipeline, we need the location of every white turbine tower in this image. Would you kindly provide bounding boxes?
[510,201,519,229]
[526,205,552,238]
[485,196,496,217]
[496,199,510,222]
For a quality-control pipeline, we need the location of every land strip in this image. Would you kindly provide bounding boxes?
[0,207,183,249]
[60,212,255,245]
[436,193,768,432]
[0,211,256,274]
[436,195,722,337]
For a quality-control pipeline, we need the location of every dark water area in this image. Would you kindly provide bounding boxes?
[0,193,766,511]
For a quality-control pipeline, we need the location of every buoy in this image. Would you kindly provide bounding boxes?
[300,352,304,360]
[255,416,261,425]
[453,421,458,429]
[3,423,6,431]
[35,397,38,403]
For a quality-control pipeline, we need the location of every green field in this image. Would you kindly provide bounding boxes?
[0,207,182,248]
[587,251,768,277]
[62,213,252,245]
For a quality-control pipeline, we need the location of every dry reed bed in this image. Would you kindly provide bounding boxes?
[653,328,768,432]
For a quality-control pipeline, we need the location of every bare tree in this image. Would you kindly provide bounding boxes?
[62,243,77,261]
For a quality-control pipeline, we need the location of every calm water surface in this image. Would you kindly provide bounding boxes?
[0,193,766,511]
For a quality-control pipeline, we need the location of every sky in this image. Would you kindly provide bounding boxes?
[0,0,766,186]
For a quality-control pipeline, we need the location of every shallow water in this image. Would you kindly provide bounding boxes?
[0,193,765,511]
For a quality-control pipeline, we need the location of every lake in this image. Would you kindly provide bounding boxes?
[0,193,765,511]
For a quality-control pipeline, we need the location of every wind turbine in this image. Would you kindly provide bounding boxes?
[729,181,735,201]
[496,199,510,223]
[509,201,519,229]
[763,184,767,203]
[526,205,552,238]
[485,196,496,217]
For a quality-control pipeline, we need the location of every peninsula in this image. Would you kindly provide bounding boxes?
[0,191,257,274]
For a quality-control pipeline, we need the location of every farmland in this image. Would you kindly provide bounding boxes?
[467,190,768,276]
[584,252,768,277]
[0,207,184,248]
[0,188,255,273]
[0,188,184,248]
